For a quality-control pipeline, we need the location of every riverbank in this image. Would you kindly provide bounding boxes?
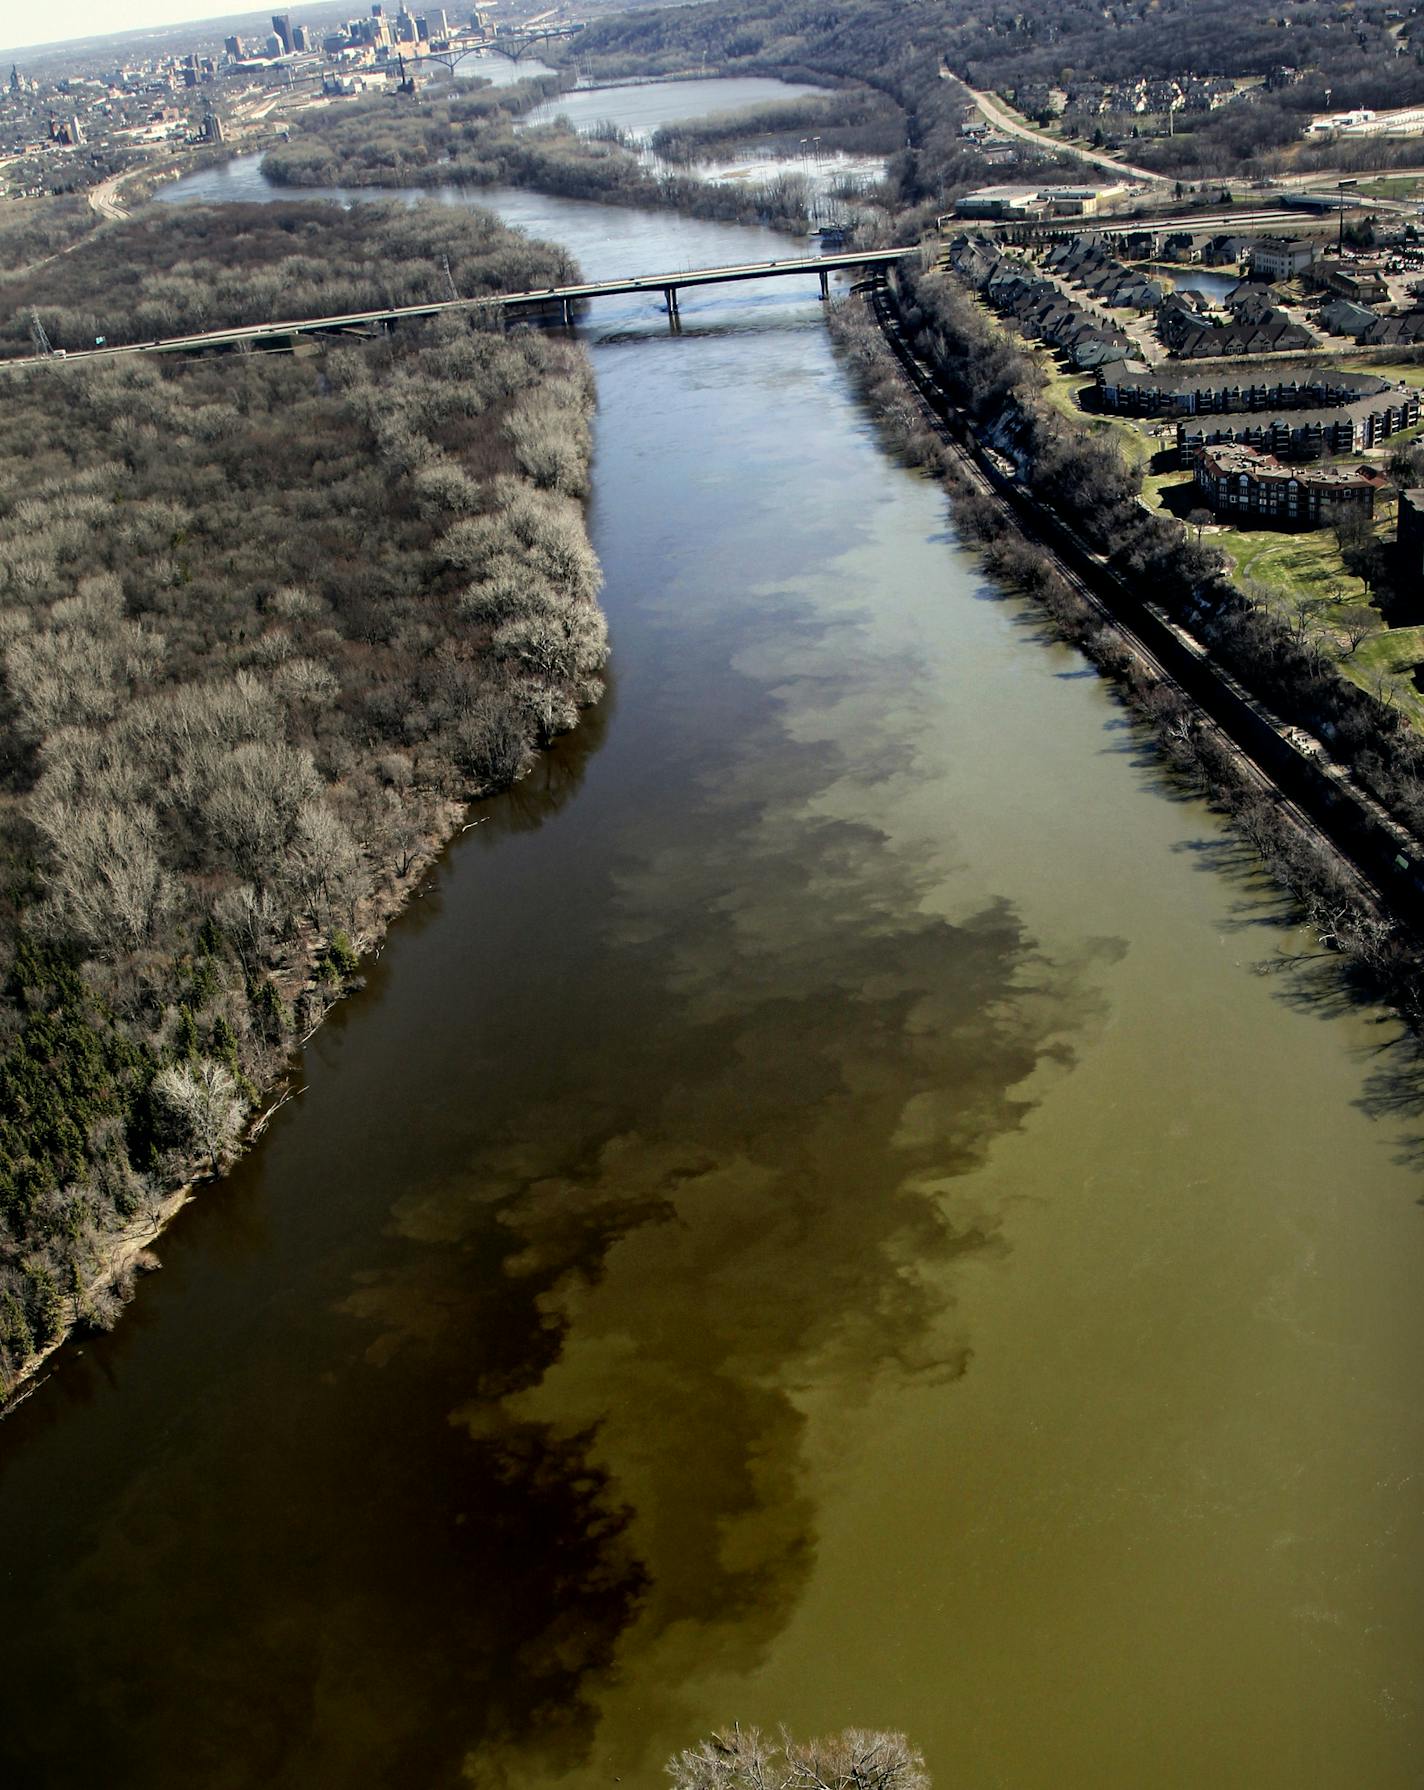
[8,137,1424,1790]
[836,277,1424,1011]
[0,200,609,1401]
[259,82,827,233]
[0,789,474,1407]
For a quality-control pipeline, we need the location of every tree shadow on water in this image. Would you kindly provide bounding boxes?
[1248,926,1424,1173]
[1352,1030,1424,1177]
[1169,834,1308,931]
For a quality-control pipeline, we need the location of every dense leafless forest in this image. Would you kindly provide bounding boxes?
[0,195,99,276]
[0,202,608,1390]
[260,83,822,229]
[0,196,578,358]
[559,0,1424,184]
[645,90,903,164]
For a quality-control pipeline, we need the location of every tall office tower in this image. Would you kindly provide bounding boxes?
[224,34,241,57]
[293,24,308,50]
[271,13,293,53]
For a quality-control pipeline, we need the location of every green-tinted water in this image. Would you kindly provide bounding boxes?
[4,168,1424,1789]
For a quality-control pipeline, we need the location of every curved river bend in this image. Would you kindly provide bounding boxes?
[3,110,1424,1790]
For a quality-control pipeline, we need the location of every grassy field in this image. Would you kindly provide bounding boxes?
[1041,362,1167,465]
[1357,175,1424,201]
[1141,470,1424,719]
[1352,359,1424,389]
[1041,361,1095,422]
[951,301,1424,721]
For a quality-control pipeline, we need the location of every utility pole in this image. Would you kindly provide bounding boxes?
[1338,177,1357,254]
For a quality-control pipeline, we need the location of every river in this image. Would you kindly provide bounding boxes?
[5,89,1424,1790]
[520,75,830,139]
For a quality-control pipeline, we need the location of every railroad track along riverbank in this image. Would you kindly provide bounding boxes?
[861,274,1421,941]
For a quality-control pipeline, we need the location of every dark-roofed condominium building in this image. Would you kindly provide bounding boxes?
[1095,364,1396,417]
[1095,363,1421,465]
[1175,384,1419,465]
[1194,443,1387,527]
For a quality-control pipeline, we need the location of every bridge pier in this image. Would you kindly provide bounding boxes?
[819,268,830,301]
[562,296,572,328]
[665,286,681,332]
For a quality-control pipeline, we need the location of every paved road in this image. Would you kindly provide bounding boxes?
[965,89,1424,209]
[87,174,129,221]
[965,85,1172,186]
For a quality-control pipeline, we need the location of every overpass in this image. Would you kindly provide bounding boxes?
[22,248,914,364]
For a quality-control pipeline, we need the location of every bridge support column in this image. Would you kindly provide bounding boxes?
[819,268,830,301]
[562,297,572,328]
[665,286,681,330]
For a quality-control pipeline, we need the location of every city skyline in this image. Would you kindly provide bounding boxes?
[0,0,315,57]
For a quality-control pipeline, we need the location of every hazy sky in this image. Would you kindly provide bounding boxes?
[0,0,258,55]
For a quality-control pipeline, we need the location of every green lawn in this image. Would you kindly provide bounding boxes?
[1041,363,1165,464]
[1218,525,1365,606]
[1141,472,1424,719]
[956,306,1424,721]
[1352,359,1424,389]
[1357,175,1424,201]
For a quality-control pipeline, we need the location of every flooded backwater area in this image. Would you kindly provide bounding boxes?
[2,83,1424,1790]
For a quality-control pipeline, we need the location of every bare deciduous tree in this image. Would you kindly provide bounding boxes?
[286,799,362,927]
[667,1726,930,1790]
[214,882,283,975]
[34,800,181,955]
[1337,606,1381,657]
[153,1059,246,1174]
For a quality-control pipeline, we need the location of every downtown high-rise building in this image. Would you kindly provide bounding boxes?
[271,14,293,54]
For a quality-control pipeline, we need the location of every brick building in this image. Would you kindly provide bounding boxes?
[1193,442,1388,527]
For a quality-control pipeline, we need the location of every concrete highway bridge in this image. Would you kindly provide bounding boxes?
[25,248,914,364]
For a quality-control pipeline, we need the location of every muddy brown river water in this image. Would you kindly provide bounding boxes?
[3,104,1424,1787]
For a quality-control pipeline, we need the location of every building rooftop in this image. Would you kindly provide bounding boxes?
[1103,363,1390,397]
[1200,442,1389,488]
